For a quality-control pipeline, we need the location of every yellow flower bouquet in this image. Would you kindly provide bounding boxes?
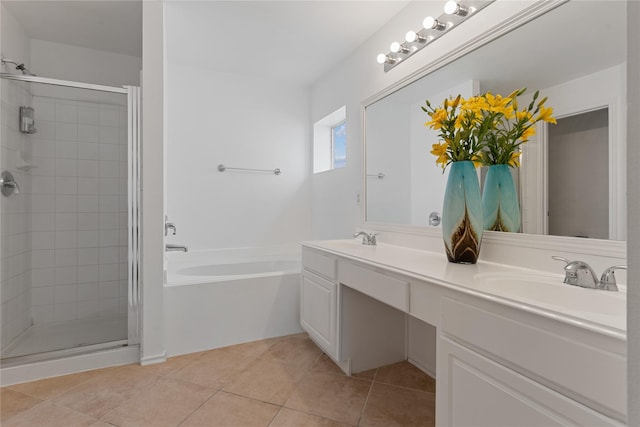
[476,88,557,168]
[421,94,490,170]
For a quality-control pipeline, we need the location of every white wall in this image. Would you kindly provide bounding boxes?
[165,63,311,251]
[30,39,141,87]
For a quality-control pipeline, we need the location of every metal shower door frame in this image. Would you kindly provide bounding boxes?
[0,73,141,347]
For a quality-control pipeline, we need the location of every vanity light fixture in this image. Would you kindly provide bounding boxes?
[377,0,494,72]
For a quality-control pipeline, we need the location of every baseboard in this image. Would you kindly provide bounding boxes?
[140,350,167,366]
[408,356,436,379]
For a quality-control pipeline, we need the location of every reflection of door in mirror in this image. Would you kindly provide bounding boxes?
[520,64,626,241]
[548,109,608,239]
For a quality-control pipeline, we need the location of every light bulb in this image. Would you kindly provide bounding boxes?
[444,1,468,16]
[423,16,435,29]
[390,42,401,53]
[423,16,446,31]
[405,31,417,42]
[376,53,387,64]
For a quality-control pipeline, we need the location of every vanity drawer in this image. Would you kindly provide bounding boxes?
[338,261,409,312]
[302,247,336,280]
[441,297,627,420]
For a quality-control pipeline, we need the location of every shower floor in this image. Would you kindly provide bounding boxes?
[1,315,128,361]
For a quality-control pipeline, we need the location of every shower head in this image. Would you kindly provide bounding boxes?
[1,56,36,76]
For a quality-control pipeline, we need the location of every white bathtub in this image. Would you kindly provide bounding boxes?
[164,247,303,356]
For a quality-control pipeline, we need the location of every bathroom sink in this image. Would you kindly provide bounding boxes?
[473,272,625,316]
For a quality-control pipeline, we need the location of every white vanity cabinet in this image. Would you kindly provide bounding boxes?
[437,296,626,426]
[300,247,339,358]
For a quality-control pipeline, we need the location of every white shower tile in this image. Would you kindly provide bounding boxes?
[99,298,118,317]
[77,124,100,143]
[118,246,127,263]
[31,138,55,158]
[31,213,54,232]
[55,103,77,123]
[55,158,77,177]
[54,266,77,285]
[77,142,99,160]
[77,159,99,177]
[100,108,119,127]
[99,161,119,178]
[55,213,77,231]
[32,231,54,250]
[54,284,77,304]
[78,106,100,125]
[98,280,119,299]
[77,248,99,266]
[54,249,77,267]
[32,305,55,324]
[31,286,54,306]
[100,126,119,144]
[99,213,120,230]
[33,99,55,121]
[78,230,99,248]
[77,300,101,319]
[54,230,77,249]
[55,122,77,140]
[78,195,99,212]
[99,143,119,161]
[54,301,77,321]
[31,267,55,287]
[31,176,55,195]
[55,176,78,195]
[31,195,54,213]
[99,229,120,247]
[30,157,55,176]
[55,140,77,159]
[77,282,98,300]
[99,247,119,265]
[99,195,120,212]
[78,177,100,195]
[31,250,54,269]
[77,266,99,284]
[36,120,55,139]
[78,213,100,230]
[99,178,119,195]
[55,195,78,213]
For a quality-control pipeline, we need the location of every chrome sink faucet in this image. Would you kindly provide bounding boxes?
[552,256,626,291]
[354,231,377,246]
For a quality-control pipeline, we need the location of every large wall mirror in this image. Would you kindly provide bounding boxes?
[365,0,627,242]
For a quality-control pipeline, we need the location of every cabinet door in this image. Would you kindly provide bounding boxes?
[300,271,337,357]
[436,336,623,427]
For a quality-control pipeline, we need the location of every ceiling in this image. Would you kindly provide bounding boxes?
[3,1,143,57]
[164,1,410,86]
[3,0,410,86]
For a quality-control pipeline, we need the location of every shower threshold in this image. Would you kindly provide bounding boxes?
[1,314,128,364]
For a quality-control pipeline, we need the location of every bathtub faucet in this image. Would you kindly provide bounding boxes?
[166,244,188,252]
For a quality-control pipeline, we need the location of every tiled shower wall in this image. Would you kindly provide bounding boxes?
[28,95,128,325]
[0,79,33,349]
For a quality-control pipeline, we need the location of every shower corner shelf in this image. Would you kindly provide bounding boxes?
[16,162,35,171]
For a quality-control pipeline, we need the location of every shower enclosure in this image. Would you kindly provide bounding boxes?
[0,73,140,366]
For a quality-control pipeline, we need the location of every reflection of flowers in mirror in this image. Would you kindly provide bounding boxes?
[422,88,557,170]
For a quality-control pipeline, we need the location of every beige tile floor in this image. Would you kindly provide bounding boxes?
[0,333,435,427]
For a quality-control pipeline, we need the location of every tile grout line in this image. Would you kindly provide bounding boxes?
[357,375,376,427]
[176,388,221,427]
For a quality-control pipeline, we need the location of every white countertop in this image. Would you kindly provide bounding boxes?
[301,239,626,340]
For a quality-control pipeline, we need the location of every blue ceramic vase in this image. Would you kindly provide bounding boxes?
[482,164,521,233]
[442,161,483,264]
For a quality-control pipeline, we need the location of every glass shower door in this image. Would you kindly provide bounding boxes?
[0,74,139,362]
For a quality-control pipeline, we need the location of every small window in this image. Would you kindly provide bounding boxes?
[332,121,346,169]
[314,106,346,173]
